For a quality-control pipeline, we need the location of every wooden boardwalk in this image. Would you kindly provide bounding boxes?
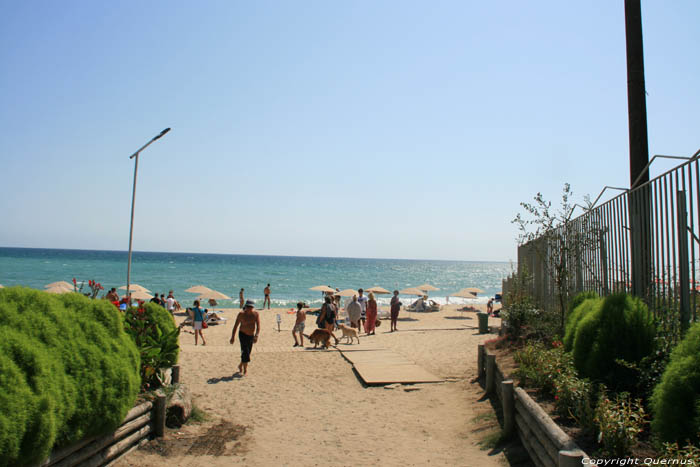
[337,343,443,385]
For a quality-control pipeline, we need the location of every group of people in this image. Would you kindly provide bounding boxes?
[291,288,403,347]
[238,284,272,310]
[149,290,180,313]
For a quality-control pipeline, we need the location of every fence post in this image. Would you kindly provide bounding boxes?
[559,449,586,467]
[501,380,514,438]
[477,344,485,380]
[677,190,691,334]
[485,354,496,394]
[172,365,180,384]
[599,230,609,295]
[154,393,166,438]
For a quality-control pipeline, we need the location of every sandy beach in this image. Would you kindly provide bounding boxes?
[115,303,506,467]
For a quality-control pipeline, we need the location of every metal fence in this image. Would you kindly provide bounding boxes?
[508,156,700,332]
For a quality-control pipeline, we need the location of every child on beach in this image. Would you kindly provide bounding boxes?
[292,302,306,347]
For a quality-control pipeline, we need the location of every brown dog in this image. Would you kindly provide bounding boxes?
[304,329,335,349]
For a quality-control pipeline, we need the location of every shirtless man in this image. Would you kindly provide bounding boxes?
[230,300,261,375]
[239,288,245,308]
[292,302,306,347]
[105,288,119,302]
[263,283,271,309]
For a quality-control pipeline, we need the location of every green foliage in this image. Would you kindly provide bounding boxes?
[594,392,646,458]
[563,294,601,352]
[123,303,180,390]
[659,438,700,463]
[502,267,541,340]
[514,341,596,431]
[0,287,140,467]
[572,293,656,390]
[651,322,700,444]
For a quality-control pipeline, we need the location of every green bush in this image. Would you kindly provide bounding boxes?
[0,287,140,467]
[594,391,646,457]
[651,322,700,444]
[564,292,601,351]
[572,293,656,389]
[123,302,180,390]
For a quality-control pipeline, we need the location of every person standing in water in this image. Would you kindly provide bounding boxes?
[263,283,271,309]
[230,300,261,375]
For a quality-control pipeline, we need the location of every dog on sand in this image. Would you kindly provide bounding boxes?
[337,324,360,344]
[304,329,336,349]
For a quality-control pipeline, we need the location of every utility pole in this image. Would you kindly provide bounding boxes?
[624,0,651,299]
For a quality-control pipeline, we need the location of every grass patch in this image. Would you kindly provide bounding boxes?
[187,405,208,424]
[478,429,505,450]
[471,411,496,423]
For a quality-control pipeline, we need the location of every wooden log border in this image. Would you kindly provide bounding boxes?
[479,346,588,467]
[39,366,182,467]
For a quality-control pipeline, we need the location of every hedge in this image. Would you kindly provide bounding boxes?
[651,322,700,443]
[572,293,656,388]
[564,292,601,352]
[0,287,140,467]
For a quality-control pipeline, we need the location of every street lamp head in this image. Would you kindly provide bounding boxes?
[153,128,171,141]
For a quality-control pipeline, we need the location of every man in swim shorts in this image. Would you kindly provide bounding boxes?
[263,283,271,309]
[230,300,261,375]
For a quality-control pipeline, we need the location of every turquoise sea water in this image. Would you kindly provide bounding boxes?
[0,247,511,308]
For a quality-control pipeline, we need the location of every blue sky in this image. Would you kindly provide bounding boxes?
[1,1,698,261]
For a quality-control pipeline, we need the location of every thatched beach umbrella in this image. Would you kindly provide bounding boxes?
[195,289,231,301]
[451,290,477,299]
[400,287,427,296]
[45,281,74,289]
[310,285,336,293]
[417,284,440,292]
[462,287,484,295]
[45,284,74,294]
[334,288,358,297]
[128,290,153,300]
[185,285,214,294]
[119,284,152,293]
[366,286,391,294]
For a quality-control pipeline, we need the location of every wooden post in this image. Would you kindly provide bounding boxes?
[485,354,496,394]
[559,449,586,467]
[477,344,485,380]
[154,394,166,438]
[502,380,514,438]
[477,312,489,334]
[171,365,180,384]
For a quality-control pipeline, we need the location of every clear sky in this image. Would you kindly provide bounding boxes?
[1,1,698,261]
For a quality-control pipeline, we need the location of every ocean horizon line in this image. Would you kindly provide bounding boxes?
[0,246,511,264]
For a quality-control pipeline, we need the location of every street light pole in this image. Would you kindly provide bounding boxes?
[126,128,171,301]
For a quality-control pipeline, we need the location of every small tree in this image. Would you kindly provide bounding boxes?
[512,184,599,336]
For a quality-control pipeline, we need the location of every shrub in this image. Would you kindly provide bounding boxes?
[123,302,180,390]
[0,287,140,467]
[651,322,700,444]
[514,342,573,396]
[564,293,601,352]
[553,372,596,432]
[594,391,646,457]
[572,293,656,389]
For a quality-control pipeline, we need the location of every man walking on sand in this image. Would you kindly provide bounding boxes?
[263,283,271,309]
[230,300,261,375]
[357,288,368,330]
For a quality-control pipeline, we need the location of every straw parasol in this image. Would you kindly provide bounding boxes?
[334,288,358,297]
[400,287,427,296]
[451,290,478,299]
[310,285,336,293]
[462,287,484,295]
[366,286,391,294]
[185,285,214,294]
[119,284,152,293]
[45,281,74,289]
[195,289,231,301]
[45,284,74,294]
[128,290,153,300]
[417,284,440,292]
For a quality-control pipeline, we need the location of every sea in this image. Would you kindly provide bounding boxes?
[0,247,512,309]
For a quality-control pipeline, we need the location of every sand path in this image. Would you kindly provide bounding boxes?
[116,304,505,467]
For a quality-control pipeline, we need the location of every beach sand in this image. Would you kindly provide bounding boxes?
[115,303,506,467]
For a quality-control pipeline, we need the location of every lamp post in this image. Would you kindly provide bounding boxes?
[126,128,171,301]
